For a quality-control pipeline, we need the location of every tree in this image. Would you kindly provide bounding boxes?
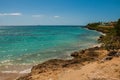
[115,19,120,36]
[87,22,101,27]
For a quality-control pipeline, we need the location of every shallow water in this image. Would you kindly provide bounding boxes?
[0,26,101,65]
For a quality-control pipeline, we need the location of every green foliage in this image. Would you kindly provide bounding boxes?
[88,19,120,50]
[100,19,120,50]
[115,19,120,36]
[100,35,120,50]
[87,22,101,27]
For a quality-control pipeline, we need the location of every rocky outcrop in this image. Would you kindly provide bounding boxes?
[17,46,120,80]
[17,59,84,80]
[17,47,110,80]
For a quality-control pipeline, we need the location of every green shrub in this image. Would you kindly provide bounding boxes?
[115,19,120,36]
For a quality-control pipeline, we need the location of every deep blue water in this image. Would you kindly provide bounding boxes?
[0,26,101,65]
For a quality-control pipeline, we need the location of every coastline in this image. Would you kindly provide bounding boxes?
[0,45,102,80]
[17,23,120,80]
[16,27,109,80]
[2,25,120,80]
[0,26,102,80]
[17,46,109,80]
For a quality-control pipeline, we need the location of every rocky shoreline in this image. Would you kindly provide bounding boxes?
[17,46,120,80]
[17,26,120,80]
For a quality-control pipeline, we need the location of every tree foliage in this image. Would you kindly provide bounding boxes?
[87,22,101,27]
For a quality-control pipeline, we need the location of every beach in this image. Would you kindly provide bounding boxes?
[0,25,120,80]
[0,65,31,80]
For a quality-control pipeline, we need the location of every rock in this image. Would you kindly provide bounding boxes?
[101,56,113,62]
[31,59,65,74]
[71,51,80,57]
[116,51,120,57]
[107,50,117,56]
[71,50,85,58]
[17,47,108,80]
[17,74,32,80]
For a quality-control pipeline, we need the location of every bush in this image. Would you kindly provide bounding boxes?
[88,22,101,27]
[115,19,120,36]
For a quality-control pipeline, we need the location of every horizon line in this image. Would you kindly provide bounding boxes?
[0,24,86,27]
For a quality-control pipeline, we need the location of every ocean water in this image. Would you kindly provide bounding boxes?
[0,26,101,65]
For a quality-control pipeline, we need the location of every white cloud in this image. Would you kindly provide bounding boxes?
[54,16,60,18]
[32,15,60,19]
[32,15,44,18]
[0,13,22,16]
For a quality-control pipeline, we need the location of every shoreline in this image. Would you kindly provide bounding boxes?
[0,27,103,80]
[16,27,108,80]
[0,43,101,70]
[17,23,120,80]
[2,25,120,80]
[0,65,32,80]
[17,45,109,80]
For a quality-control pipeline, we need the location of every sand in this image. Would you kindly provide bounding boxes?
[59,57,120,80]
[0,65,32,80]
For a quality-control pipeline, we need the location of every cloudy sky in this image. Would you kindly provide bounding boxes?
[0,0,120,25]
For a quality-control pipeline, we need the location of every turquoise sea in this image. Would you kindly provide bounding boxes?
[0,26,101,65]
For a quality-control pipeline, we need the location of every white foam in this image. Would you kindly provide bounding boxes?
[92,43,102,47]
[1,68,31,74]
[19,68,31,74]
[1,70,18,73]
[99,32,106,36]
[1,60,12,64]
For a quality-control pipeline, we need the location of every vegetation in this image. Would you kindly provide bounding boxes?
[115,19,120,36]
[87,22,114,33]
[87,19,120,50]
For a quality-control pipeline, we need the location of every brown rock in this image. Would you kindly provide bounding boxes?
[107,50,117,56]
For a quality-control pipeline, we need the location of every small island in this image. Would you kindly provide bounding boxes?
[17,19,120,80]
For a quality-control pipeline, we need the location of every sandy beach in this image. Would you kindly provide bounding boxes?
[0,65,32,80]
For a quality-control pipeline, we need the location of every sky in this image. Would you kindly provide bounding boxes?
[0,0,120,25]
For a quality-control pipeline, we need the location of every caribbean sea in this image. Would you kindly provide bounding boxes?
[0,25,101,65]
